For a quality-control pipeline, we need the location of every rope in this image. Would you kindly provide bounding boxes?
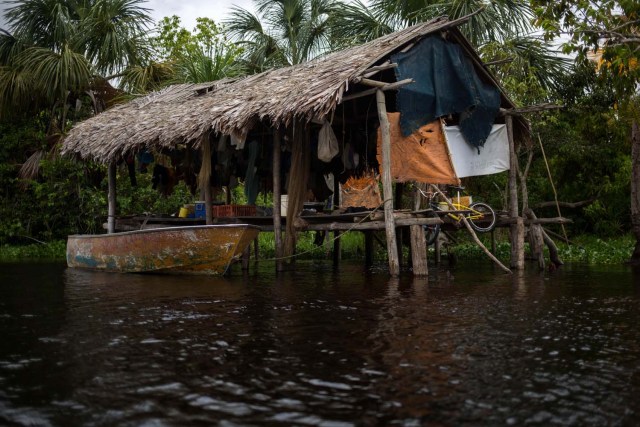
[259,198,391,262]
[538,134,568,243]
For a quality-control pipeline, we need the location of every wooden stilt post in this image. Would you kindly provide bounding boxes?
[524,208,545,270]
[395,183,404,267]
[272,128,284,272]
[333,231,342,266]
[202,135,213,225]
[365,231,374,267]
[107,161,116,234]
[242,247,250,270]
[376,89,400,276]
[410,182,428,276]
[506,115,524,269]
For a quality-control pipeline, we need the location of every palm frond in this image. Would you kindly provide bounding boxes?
[5,0,77,50]
[78,0,153,74]
[0,63,38,117]
[0,31,28,64]
[495,36,572,92]
[15,45,92,102]
[18,149,45,180]
[330,0,395,49]
[119,61,176,93]
[416,0,533,46]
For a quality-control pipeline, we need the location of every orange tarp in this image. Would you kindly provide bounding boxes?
[377,112,459,185]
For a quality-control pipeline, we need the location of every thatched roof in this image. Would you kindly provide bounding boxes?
[62,17,518,163]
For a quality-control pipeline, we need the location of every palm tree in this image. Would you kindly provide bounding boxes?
[225,0,338,71]
[120,16,245,93]
[0,0,152,121]
[330,0,570,93]
[332,0,533,46]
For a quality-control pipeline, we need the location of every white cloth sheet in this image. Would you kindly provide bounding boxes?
[444,124,510,178]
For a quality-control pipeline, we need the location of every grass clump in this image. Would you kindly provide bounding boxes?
[0,240,66,261]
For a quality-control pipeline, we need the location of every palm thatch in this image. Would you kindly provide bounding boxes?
[62,17,520,163]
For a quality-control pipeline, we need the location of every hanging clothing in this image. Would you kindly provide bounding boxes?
[244,140,260,205]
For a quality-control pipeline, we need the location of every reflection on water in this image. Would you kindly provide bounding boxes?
[0,261,639,426]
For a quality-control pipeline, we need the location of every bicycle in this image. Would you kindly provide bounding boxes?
[421,186,497,245]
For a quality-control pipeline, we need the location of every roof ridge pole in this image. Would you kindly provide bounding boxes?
[107,161,117,234]
[376,89,400,277]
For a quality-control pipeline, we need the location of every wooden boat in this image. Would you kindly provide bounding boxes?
[66,224,260,274]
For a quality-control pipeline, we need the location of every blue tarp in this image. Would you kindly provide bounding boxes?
[391,36,501,150]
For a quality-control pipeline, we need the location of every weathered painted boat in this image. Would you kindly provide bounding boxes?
[66,224,260,274]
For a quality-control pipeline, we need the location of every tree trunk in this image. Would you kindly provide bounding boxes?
[631,120,640,264]
[506,115,524,269]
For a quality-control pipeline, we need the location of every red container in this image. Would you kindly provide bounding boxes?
[213,205,256,217]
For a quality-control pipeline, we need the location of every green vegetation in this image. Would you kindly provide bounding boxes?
[2,232,632,266]
[0,240,66,260]
[436,234,635,266]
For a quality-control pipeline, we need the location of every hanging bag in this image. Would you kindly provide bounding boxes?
[318,120,339,162]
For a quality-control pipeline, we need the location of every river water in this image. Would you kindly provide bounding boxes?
[0,260,639,426]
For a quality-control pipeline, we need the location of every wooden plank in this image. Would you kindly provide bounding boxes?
[300,217,441,231]
[376,89,399,276]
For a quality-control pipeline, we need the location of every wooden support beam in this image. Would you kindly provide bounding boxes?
[107,161,116,234]
[365,231,374,267]
[333,231,341,266]
[411,183,428,276]
[395,183,404,267]
[359,61,397,79]
[525,208,546,271]
[360,78,389,88]
[500,103,564,116]
[272,128,284,272]
[341,79,414,103]
[298,217,442,232]
[501,217,572,225]
[242,246,250,270]
[410,225,428,276]
[376,89,400,277]
[202,135,213,225]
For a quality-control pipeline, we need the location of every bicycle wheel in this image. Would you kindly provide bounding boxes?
[422,206,440,246]
[468,202,496,232]
[424,223,440,245]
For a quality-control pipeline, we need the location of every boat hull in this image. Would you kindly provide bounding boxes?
[66,225,260,275]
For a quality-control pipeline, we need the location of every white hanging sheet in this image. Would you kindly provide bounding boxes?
[445,124,510,178]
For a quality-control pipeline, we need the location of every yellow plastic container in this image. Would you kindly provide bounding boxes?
[178,207,189,218]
